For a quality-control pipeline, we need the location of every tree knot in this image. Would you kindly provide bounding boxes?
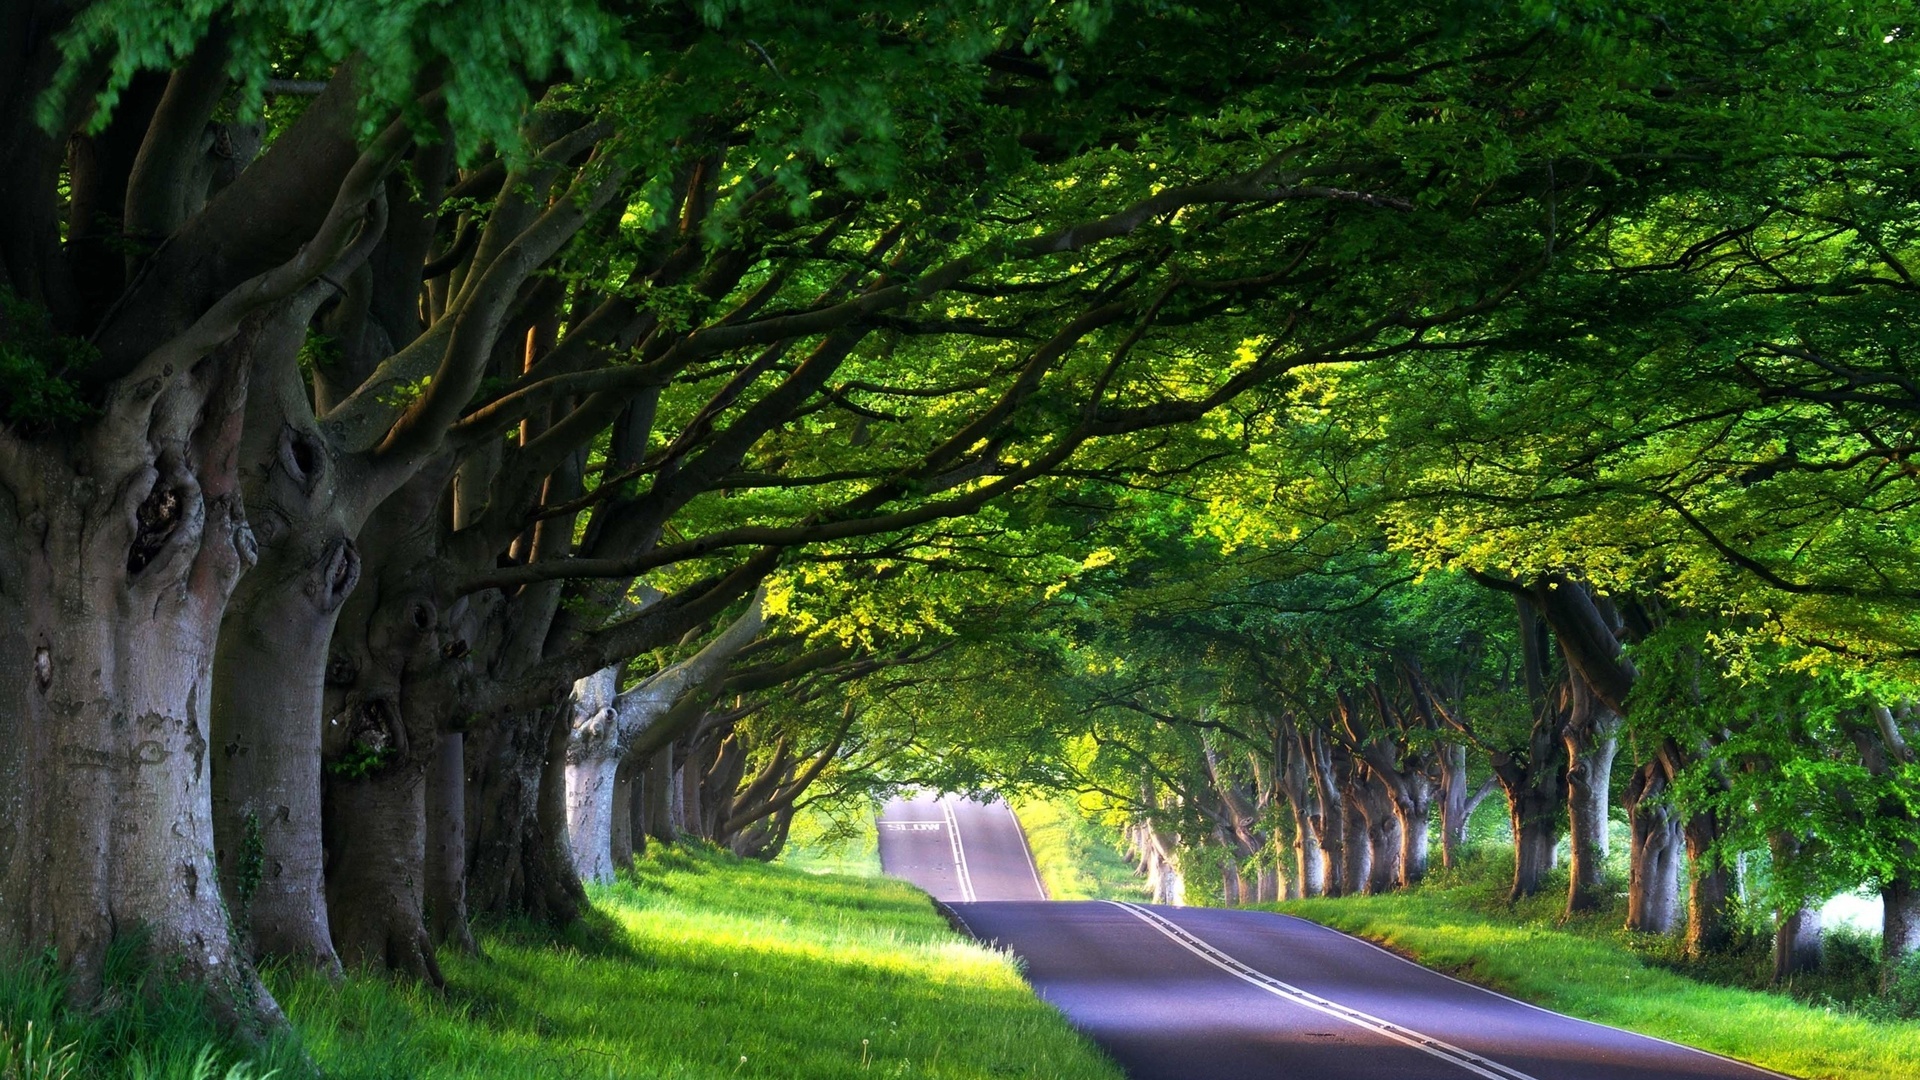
[127,482,183,574]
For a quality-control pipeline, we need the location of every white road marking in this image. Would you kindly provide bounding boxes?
[1107,902,1541,1080]
[942,798,977,902]
[1277,915,1796,1080]
[1004,800,1048,899]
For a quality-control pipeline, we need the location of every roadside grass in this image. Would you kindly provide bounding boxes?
[273,843,1124,1079]
[8,844,1122,1079]
[1273,854,1920,1080]
[1008,795,1149,902]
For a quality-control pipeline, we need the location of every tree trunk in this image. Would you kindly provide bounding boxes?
[1509,785,1560,901]
[563,671,621,883]
[1397,797,1431,889]
[1352,775,1401,895]
[1624,761,1682,934]
[209,293,358,973]
[465,705,587,925]
[1255,862,1280,903]
[1768,832,1820,981]
[211,531,351,970]
[1273,723,1323,898]
[1367,811,1401,896]
[1563,677,1620,916]
[1883,876,1920,990]
[1683,807,1736,957]
[324,763,440,983]
[1435,743,1489,870]
[0,346,280,1028]
[425,730,475,953]
[612,754,642,867]
[1305,728,1348,897]
[1340,795,1371,896]
[1772,905,1823,983]
[645,746,681,843]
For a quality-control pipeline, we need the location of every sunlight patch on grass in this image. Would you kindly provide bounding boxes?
[276,845,1124,1080]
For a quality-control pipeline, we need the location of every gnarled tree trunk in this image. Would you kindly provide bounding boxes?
[1624,760,1681,934]
[211,293,363,973]
[0,344,273,1025]
[466,704,585,925]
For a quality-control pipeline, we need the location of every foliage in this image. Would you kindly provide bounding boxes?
[0,290,95,425]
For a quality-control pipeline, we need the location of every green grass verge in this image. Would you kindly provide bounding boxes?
[274,844,1123,1079]
[10,845,1122,1079]
[1008,795,1149,902]
[1274,878,1920,1080]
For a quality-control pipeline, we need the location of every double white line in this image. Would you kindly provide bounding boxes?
[941,798,977,902]
[1105,902,1541,1080]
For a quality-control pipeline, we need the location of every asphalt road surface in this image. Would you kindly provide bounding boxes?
[878,793,1791,1080]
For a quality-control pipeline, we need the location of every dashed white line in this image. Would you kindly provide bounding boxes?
[1106,902,1541,1080]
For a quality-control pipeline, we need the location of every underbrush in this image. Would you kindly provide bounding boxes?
[12,844,1123,1079]
[1274,847,1920,1080]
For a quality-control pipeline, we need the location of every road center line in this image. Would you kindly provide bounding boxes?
[1105,902,1540,1080]
[943,798,977,901]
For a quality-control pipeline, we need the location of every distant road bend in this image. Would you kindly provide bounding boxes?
[878,794,1794,1080]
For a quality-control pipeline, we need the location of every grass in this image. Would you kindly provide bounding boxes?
[279,844,1123,1079]
[1007,795,1148,902]
[1272,853,1920,1080]
[8,845,1124,1079]
[0,934,284,1080]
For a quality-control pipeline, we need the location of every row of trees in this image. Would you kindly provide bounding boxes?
[2,0,1913,1037]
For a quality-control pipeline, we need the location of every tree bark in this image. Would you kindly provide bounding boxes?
[645,746,681,843]
[1340,792,1372,896]
[1682,806,1736,957]
[1624,761,1682,934]
[611,753,642,868]
[324,759,440,983]
[1768,831,1820,981]
[1509,783,1561,901]
[425,730,475,953]
[1305,726,1348,897]
[0,349,271,1025]
[1564,675,1620,916]
[564,593,764,879]
[1436,743,1493,870]
[1273,720,1323,897]
[1885,877,1920,990]
[211,293,363,972]
[465,702,587,926]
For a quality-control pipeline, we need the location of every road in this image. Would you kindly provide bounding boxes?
[878,793,1791,1080]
